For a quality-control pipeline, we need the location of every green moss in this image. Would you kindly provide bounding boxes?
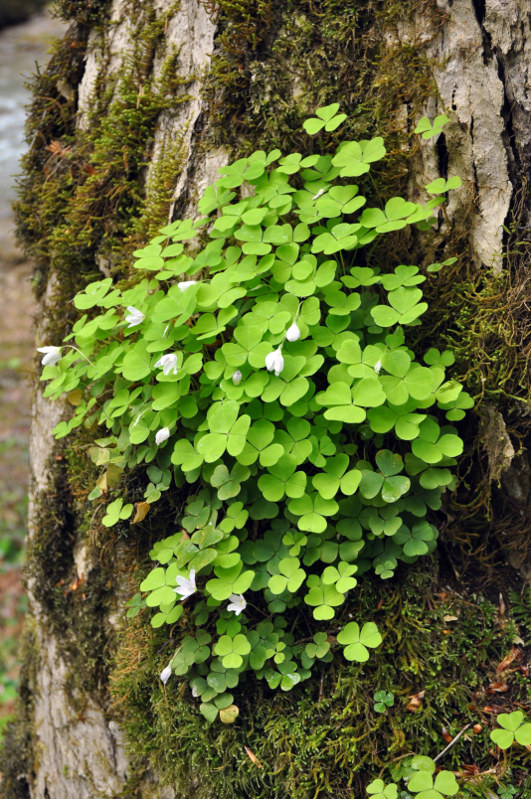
[15,2,191,315]
[112,564,529,798]
[203,0,438,196]
[53,0,112,26]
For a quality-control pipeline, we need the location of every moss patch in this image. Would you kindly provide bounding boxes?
[112,563,530,797]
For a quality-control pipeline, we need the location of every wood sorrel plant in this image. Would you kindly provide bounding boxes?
[38,106,472,723]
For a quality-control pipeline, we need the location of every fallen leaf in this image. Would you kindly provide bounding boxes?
[406,690,425,712]
[486,682,509,694]
[458,763,481,776]
[443,614,458,622]
[496,648,519,672]
[132,502,150,524]
[46,139,71,156]
[244,746,262,768]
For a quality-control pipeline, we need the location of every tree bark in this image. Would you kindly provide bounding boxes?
[3,1,530,797]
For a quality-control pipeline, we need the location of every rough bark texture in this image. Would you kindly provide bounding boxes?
[25,3,219,796]
[3,1,531,797]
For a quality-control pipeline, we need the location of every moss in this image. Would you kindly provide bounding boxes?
[53,0,112,26]
[203,0,439,195]
[15,2,191,313]
[111,563,530,798]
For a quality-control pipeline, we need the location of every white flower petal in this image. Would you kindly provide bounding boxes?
[155,427,170,445]
[285,321,301,342]
[232,370,242,385]
[174,569,197,600]
[226,593,247,616]
[155,353,178,375]
[374,359,382,374]
[124,306,145,328]
[37,346,62,366]
[160,665,172,685]
[265,348,284,377]
[177,280,197,292]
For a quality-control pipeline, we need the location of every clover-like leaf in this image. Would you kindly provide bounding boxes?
[337,621,382,661]
[490,710,531,748]
[414,114,450,139]
[41,101,470,719]
[102,497,134,527]
[303,103,347,134]
[425,176,462,194]
[366,779,398,799]
[332,137,386,177]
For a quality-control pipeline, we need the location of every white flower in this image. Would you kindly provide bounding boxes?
[177,280,197,292]
[155,427,170,445]
[312,188,326,200]
[374,359,382,374]
[124,306,145,327]
[160,665,172,685]
[232,370,242,385]
[174,569,196,600]
[37,346,62,366]
[155,353,178,375]
[285,321,301,342]
[265,347,284,377]
[227,593,247,616]
[191,684,199,698]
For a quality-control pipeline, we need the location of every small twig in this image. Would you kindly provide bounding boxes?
[318,666,325,704]
[433,723,471,763]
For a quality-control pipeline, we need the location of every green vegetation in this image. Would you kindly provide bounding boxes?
[2,0,531,796]
[38,108,473,725]
[111,569,530,797]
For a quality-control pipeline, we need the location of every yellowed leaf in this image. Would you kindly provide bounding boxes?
[105,463,123,488]
[88,446,111,466]
[132,502,150,524]
[67,389,83,406]
[219,704,239,724]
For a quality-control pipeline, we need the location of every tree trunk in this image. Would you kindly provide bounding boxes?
[2,1,530,797]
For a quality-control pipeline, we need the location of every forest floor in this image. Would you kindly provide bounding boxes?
[0,217,35,734]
